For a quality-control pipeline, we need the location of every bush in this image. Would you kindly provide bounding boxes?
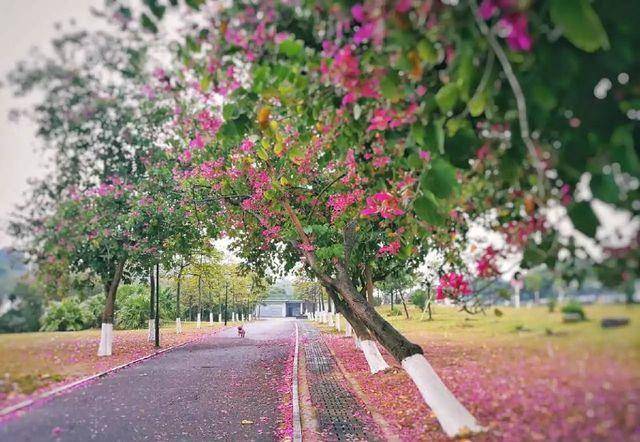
[561,300,586,321]
[40,297,91,331]
[115,284,175,330]
[82,293,105,328]
[410,290,427,309]
[116,285,149,329]
[0,283,43,333]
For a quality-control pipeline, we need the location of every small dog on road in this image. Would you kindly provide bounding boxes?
[237,325,246,338]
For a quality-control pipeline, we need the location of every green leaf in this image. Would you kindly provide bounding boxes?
[425,119,445,154]
[590,173,618,204]
[413,193,444,226]
[279,39,303,58]
[380,73,403,101]
[568,202,599,237]
[417,39,439,64]
[257,147,269,161]
[185,0,205,10]
[550,0,609,52]
[140,13,158,33]
[435,83,459,113]
[421,158,459,199]
[467,93,486,117]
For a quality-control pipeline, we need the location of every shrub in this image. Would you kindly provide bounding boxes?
[82,293,105,328]
[115,284,176,329]
[40,297,91,331]
[561,300,586,321]
[410,290,427,309]
[0,283,43,333]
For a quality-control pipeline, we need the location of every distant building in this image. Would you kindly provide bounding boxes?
[255,279,314,318]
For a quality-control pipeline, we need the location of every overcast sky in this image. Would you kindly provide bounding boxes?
[0,0,103,247]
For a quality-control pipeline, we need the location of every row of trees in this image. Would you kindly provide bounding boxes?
[5,0,638,438]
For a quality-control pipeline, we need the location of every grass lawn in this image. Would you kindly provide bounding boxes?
[0,321,228,411]
[321,304,640,441]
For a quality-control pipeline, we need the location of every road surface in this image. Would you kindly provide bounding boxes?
[0,319,296,441]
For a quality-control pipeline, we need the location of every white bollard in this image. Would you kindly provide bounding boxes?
[196,312,201,328]
[176,317,182,334]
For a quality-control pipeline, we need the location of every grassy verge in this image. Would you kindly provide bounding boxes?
[319,304,640,441]
[0,322,227,410]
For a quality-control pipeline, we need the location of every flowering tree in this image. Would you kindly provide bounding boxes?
[121,0,639,436]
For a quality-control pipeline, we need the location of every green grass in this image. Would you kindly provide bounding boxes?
[376,304,640,362]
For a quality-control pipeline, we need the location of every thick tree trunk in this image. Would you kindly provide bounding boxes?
[283,200,482,436]
[364,264,375,304]
[325,285,389,373]
[98,261,125,357]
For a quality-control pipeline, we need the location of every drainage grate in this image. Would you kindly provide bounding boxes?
[301,324,382,442]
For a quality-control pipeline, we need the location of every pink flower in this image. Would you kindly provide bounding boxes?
[395,0,412,13]
[189,132,205,149]
[476,246,501,278]
[361,192,404,219]
[436,272,472,300]
[299,242,315,252]
[351,4,365,22]
[419,150,431,161]
[354,22,375,44]
[239,138,255,153]
[261,225,281,240]
[499,13,532,52]
[378,240,401,256]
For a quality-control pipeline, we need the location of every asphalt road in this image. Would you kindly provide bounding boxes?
[0,319,296,442]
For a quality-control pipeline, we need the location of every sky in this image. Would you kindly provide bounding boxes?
[0,0,103,248]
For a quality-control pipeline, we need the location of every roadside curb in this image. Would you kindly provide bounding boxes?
[0,326,229,419]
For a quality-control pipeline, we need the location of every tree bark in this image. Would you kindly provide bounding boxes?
[102,261,125,324]
[399,290,410,319]
[364,264,375,304]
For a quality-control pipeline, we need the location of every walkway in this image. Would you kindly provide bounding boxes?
[0,319,295,441]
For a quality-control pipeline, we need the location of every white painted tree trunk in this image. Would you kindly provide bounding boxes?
[354,335,361,349]
[209,312,213,324]
[249,314,253,321]
[335,314,341,331]
[176,318,182,334]
[97,323,113,357]
[241,313,245,322]
[148,319,155,341]
[345,322,352,337]
[360,340,390,374]
[402,354,484,438]
[196,313,201,328]
[514,287,521,308]
[218,313,222,323]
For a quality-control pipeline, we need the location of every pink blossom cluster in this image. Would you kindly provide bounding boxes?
[476,246,501,278]
[502,216,547,248]
[436,272,472,300]
[378,240,401,256]
[361,192,404,219]
[367,103,418,132]
[320,45,380,106]
[327,189,365,221]
[479,0,533,52]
